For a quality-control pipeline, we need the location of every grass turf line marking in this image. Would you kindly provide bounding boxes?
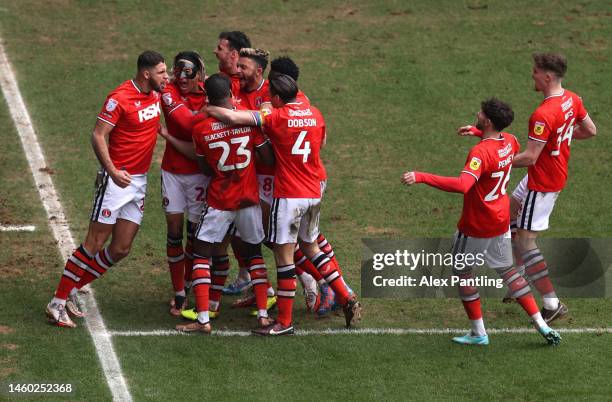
[0,225,36,232]
[110,327,612,337]
[0,39,132,402]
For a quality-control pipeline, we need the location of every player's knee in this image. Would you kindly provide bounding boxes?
[515,232,536,253]
[165,215,184,238]
[108,244,131,261]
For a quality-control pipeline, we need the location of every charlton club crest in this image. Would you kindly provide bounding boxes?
[102,209,112,218]
[162,93,173,106]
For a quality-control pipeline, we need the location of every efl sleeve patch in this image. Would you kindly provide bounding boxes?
[469,156,481,171]
[105,98,118,112]
[533,121,545,136]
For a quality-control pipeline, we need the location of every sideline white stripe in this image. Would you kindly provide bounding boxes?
[110,327,612,337]
[0,40,132,402]
[0,225,36,232]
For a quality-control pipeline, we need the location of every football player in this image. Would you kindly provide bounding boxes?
[46,51,168,328]
[206,72,362,335]
[160,51,209,316]
[460,54,596,323]
[175,74,274,334]
[404,98,561,346]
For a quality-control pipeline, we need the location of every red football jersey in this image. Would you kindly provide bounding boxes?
[263,102,325,198]
[236,79,271,110]
[160,82,207,174]
[192,107,265,210]
[291,90,327,181]
[527,89,588,192]
[237,79,274,176]
[458,133,520,238]
[296,90,310,105]
[97,80,161,175]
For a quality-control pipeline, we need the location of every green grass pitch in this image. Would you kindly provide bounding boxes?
[1,1,611,400]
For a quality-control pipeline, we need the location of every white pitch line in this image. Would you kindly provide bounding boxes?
[110,327,612,337]
[0,40,132,402]
[0,225,36,232]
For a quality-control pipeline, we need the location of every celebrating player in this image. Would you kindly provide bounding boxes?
[214,31,251,99]
[460,54,597,323]
[269,56,351,316]
[206,71,362,336]
[160,51,209,316]
[174,74,274,334]
[46,51,168,328]
[226,48,277,311]
[403,98,561,346]
[510,54,596,322]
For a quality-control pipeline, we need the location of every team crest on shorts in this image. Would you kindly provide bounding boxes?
[533,121,545,136]
[105,98,118,112]
[102,209,112,218]
[469,157,481,171]
[162,197,169,207]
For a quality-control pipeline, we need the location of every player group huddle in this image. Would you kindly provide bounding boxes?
[402,52,597,346]
[44,30,597,344]
[45,31,361,336]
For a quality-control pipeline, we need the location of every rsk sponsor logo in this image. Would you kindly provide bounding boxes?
[138,102,161,122]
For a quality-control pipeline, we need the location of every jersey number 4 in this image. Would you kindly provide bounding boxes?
[484,168,512,202]
[209,136,251,171]
[292,130,311,163]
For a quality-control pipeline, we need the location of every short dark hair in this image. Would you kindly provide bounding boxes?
[204,74,231,106]
[481,98,514,131]
[270,56,299,81]
[533,53,567,78]
[239,48,269,71]
[174,50,205,78]
[218,31,251,52]
[137,50,165,71]
[268,71,298,103]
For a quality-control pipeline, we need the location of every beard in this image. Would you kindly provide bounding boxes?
[475,121,484,131]
[150,78,165,92]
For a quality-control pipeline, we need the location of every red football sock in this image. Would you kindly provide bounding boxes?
[192,255,211,313]
[317,233,342,274]
[461,299,482,320]
[55,245,93,300]
[294,247,325,284]
[210,255,230,306]
[517,294,540,316]
[311,252,350,305]
[276,264,296,326]
[167,236,184,292]
[248,255,268,311]
[523,249,556,296]
[77,247,114,289]
[457,272,481,319]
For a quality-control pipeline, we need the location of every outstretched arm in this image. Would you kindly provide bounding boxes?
[205,106,262,127]
[401,171,477,194]
[457,125,483,138]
